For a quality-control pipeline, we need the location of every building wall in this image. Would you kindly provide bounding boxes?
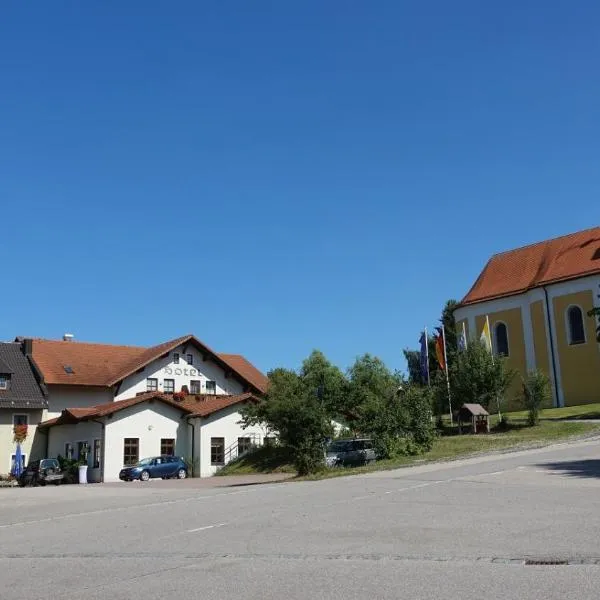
[197,404,267,477]
[0,409,45,474]
[455,274,600,408]
[47,421,103,482]
[552,289,600,406]
[103,401,189,482]
[474,308,527,411]
[46,385,114,419]
[116,344,244,401]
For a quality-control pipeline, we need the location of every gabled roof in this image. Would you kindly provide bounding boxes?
[0,343,47,409]
[38,391,259,428]
[460,227,600,306]
[29,334,266,394]
[218,354,268,394]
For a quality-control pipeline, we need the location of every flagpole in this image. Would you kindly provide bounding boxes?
[441,325,453,426]
[424,327,430,387]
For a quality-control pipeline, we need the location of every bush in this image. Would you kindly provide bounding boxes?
[521,370,551,426]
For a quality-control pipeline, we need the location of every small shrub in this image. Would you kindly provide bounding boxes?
[521,370,552,426]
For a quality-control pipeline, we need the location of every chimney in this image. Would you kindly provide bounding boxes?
[63,333,74,342]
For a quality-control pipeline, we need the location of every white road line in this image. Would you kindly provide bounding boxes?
[187,523,227,533]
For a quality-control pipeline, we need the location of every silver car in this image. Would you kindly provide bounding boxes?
[325,438,377,468]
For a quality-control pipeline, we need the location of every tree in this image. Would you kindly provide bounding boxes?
[346,355,434,458]
[299,350,347,418]
[240,367,332,475]
[356,384,435,458]
[587,308,600,342]
[520,370,551,426]
[450,340,515,413]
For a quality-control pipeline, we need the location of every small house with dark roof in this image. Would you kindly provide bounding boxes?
[0,342,47,474]
[454,226,600,410]
[19,333,269,482]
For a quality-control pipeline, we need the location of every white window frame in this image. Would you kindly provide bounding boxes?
[492,321,510,357]
[565,304,587,346]
[146,378,158,392]
[65,442,74,460]
[12,414,29,427]
[190,380,201,394]
[173,352,180,364]
[163,379,175,393]
[205,380,217,395]
[0,375,8,390]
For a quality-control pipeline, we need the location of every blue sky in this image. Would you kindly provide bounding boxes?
[1,2,599,375]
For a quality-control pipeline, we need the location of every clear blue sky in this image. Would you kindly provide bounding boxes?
[1,2,599,375]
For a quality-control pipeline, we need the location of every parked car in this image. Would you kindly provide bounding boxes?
[18,459,64,487]
[325,438,377,468]
[119,456,188,482]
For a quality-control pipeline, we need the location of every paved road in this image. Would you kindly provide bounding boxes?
[3,439,600,599]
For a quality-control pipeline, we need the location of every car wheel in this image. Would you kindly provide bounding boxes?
[140,470,150,482]
[53,480,61,486]
[177,468,187,479]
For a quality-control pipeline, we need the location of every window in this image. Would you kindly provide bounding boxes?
[190,380,201,394]
[163,379,175,393]
[238,437,254,456]
[211,437,225,465]
[93,439,101,469]
[146,378,158,392]
[186,354,193,365]
[0,375,9,390]
[206,380,216,395]
[77,441,89,462]
[567,306,586,345]
[174,352,180,364]
[494,322,509,356]
[161,438,175,456]
[123,438,139,466]
[13,414,28,426]
[65,443,73,460]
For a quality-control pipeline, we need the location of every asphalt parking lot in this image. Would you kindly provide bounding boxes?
[3,439,600,600]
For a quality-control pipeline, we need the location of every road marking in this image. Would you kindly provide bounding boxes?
[187,523,227,533]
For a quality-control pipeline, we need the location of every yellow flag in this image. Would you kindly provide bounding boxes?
[480,317,492,353]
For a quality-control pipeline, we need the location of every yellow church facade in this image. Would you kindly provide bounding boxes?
[454,227,600,410]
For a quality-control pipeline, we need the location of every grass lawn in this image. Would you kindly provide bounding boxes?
[504,403,600,422]
[219,420,600,480]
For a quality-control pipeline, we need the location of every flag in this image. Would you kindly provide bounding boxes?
[435,328,446,372]
[480,316,492,353]
[419,331,429,384]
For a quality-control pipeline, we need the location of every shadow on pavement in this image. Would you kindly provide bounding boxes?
[536,459,600,479]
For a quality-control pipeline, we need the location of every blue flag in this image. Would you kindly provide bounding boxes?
[419,332,429,383]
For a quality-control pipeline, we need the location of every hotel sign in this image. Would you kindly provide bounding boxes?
[163,367,199,377]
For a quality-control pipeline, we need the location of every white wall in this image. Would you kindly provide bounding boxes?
[46,385,114,419]
[197,404,267,477]
[0,409,45,475]
[116,344,244,400]
[103,401,189,482]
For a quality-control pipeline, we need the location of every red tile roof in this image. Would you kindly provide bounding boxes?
[460,227,600,306]
[38,391,259,428]
[218,354,268,394]
[30,335,266,394]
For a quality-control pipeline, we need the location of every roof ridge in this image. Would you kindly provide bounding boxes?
[489,226,600,259]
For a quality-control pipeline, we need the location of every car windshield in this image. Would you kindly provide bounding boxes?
[328,441,352,452]
[40,459,58,468]
[137,458,154,466]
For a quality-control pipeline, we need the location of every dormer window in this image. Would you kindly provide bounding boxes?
[0,374,9,390]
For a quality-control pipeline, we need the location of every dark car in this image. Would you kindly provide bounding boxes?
[325,439,377,468]
[119,456,188,482]
[18,459,64,487]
